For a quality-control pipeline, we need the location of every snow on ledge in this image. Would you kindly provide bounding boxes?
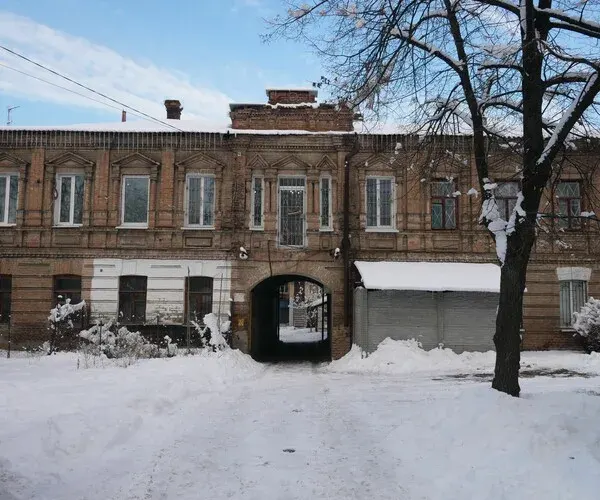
[354,261,501,293]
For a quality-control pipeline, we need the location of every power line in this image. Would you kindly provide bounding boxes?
[0,62,151,123]
[0,44,185,132]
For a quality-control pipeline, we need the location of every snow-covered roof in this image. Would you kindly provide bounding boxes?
[354,261,501,293]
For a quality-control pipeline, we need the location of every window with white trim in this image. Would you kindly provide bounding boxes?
[55,174,84,225]
[320,176,332,230]
[366,176,394,229]
[121,176,150,227]
[278,176,306,246]
[185,174,215,227]
[0,174,18,225]
[250,176,264,229]
[560,280,588,328]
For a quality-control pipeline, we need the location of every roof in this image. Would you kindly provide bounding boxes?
[354,261,501,293]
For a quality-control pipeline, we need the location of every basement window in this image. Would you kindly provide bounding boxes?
[118,276,147,324]
[0,275,11,324]
[0,174,18,225]
[121,176,149,227]
[185,174,215,228]
[55,174,84,226]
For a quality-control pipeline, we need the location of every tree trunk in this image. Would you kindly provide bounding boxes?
[492,224,535,397]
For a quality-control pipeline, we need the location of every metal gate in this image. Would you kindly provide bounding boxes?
[278,177,305,246]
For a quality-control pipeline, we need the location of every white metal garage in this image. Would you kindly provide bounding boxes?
[353,261,501,353]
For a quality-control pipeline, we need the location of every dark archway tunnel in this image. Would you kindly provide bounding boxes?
[251,274,331,362]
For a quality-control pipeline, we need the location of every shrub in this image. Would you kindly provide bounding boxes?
[573,297,600,353]
[191,313,229,351]
[47,299,86,354]
[79,321,158,365]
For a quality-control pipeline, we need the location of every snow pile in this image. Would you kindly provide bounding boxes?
[329,338,600,376]
[329,338,495,375]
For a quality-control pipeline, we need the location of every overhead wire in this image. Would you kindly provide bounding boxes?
[0,44,185,132]
[0,62,151,123]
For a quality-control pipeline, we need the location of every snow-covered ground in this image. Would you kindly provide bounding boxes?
[279,326,328,343]
[1,343,600,500]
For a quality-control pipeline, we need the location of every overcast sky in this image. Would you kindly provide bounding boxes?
[0,0,323,127]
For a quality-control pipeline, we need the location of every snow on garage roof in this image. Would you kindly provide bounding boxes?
[354,261,501,293]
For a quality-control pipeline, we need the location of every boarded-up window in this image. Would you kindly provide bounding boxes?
[119,276,147,324]
[186,277,213,324]
[0,275,11,323]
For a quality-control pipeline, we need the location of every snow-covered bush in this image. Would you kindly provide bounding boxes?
[191,313,229,352]
[79,321,159,365]
[573,297,600,353]
[47,298,86,354]
[163,335,178,357]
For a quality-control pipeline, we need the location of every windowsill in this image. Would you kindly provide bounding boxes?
[116,225,149,230]
[365,227,399,233]
[53,224,83,228]
[181,226,215,231]
[431,228,458,231]
[560,327,576,332]
[0,223,17,227]
[249,226,264,231]
[319,228,334,232]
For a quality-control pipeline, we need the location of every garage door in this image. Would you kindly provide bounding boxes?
[366,290,439,351]
[441,292,497,352]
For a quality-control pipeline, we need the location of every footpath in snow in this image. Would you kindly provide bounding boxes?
[1,341,600,500]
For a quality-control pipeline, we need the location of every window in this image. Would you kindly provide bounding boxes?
[121,176,149,227]
[118,276,147,323]
[320,176,332,230]
[0,275,11,324]
[431,180,457,229]
[278,177,306,246]
[185,174,215,227]
[495,181,519,221]
[186,277,213,324]
[53,275,82,305]
[250,176,264,229]
[560,280,587,328]
[0,174,18,225]
[55,174,84,225]
[366,177,394,229]
[557,182,581,229]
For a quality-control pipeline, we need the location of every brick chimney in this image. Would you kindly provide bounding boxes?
[164,100,183,120]
[267,88,317,105]
[229,88,357,132]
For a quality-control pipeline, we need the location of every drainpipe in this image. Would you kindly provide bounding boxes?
[342,133,360,343]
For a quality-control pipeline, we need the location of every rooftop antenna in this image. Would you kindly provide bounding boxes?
[6,105,20,126]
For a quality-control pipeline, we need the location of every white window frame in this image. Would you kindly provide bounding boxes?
[559,280,588,328]
[0,173,18,226]
[365,176,396,231]
[319,175,333,231]
[557,267,591,329]
[120,175,150,228]
[54,173,84,226]
[250,175,264,230]
[184,173,215,229]
[277,175,307,248]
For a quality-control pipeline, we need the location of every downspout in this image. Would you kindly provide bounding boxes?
[342,133,360,346]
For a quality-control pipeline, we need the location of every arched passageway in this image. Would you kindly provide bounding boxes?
[251,274,331,362]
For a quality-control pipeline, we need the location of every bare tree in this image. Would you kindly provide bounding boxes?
[270,0,600,396]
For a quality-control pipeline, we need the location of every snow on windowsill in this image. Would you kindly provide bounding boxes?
[365,227,399,233]
[319,228,334,232]
[0,223,17,227]
[52,224,83,228]
[116,225,149,230]
[180,226,215,231]
[249,226,264,231]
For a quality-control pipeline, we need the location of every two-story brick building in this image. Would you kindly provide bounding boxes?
[1,88,598,359]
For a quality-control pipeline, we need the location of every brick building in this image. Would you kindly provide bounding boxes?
[0,88,598,358]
